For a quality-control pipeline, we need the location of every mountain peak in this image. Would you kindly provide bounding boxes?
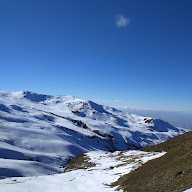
[22,91,52,102]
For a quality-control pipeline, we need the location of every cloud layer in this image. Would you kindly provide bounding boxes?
[115,15,130,27]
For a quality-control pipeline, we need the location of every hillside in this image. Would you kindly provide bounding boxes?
[0,150,165,192]
[113,131,192,192]
[0,89,187,178]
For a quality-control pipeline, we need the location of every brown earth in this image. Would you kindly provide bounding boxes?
[112,131,192,192]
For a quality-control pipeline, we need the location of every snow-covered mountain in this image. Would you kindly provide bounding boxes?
[115,106,192,129]
[0,90,187,178]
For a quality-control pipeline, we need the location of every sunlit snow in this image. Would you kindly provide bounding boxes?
[0,150,165,192]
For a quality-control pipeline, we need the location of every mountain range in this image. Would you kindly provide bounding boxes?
[0,89,189,191]
[0,89,187,178]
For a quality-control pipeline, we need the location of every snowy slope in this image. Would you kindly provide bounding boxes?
[185,188,192,192]
[0,150,166,192]
[0,90,187,178]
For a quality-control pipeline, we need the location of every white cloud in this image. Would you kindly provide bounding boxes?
[115,15,130,27]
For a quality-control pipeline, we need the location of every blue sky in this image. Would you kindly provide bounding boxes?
[0,0,191,111]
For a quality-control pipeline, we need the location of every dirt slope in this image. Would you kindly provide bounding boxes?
[113,131,192,192]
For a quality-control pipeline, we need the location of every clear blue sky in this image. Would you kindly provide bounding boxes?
[0,0,191,111]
